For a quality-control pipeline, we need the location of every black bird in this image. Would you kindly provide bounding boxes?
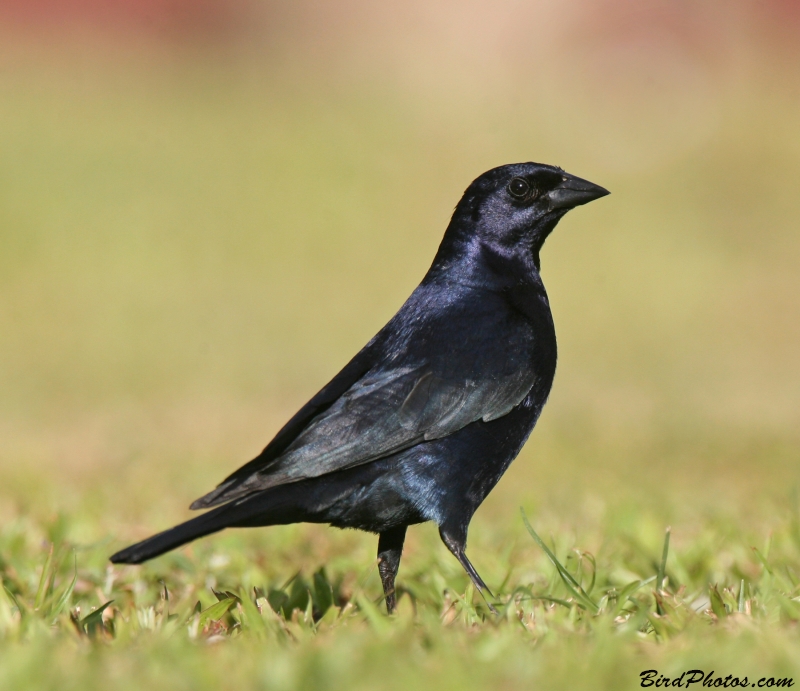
[110,162,608,613]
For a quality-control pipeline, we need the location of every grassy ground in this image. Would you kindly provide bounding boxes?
[3,496,800,690]
[1,33,800,690]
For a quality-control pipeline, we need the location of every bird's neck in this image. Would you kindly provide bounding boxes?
[426,236,543,291]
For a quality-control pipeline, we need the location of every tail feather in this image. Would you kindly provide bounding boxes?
[110,486,312,565]
[111,502,240,564]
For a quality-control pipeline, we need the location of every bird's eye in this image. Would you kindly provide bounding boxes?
[507,177,531,200]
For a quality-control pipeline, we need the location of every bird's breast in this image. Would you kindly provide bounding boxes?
[503,282,557,359]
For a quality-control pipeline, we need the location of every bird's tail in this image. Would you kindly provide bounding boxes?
[110,486,310,565]
[110,503,235,564]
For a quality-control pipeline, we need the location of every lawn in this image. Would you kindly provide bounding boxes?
[1,29,799,690]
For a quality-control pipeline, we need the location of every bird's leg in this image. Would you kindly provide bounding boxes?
[439,526,498,614]
[377,525,407,614]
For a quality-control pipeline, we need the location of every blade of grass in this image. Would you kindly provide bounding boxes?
[79,600,114,636]
[753,547,774,576]
[582,551,597,596]
[529,595,576,609]
[656,527,671,615]
[34,543,54,611]
[2,585,25,617]
[520,508,599,614]
[609,576,656,619]
[709,585,728,619]
[197,597,237,629]
[49,554,78,622]
[0,583,18,629]
[237,589,271,639]
[657,527,671,592]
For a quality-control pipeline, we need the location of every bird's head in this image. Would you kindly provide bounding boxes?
[434,162,609,278]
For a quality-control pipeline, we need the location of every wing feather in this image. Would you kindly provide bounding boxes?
[200,363,536,505]
[192,284,544,509]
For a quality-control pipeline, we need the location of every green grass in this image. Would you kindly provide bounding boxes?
[1,30,800,691]
[3,499,800,690]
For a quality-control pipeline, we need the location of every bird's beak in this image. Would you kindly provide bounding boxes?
[546,174,609,210]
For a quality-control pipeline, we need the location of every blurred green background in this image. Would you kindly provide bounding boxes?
[2,0,798,523]
[1,0,799,613]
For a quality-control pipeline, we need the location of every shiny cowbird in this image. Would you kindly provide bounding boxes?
[111,162,608,613]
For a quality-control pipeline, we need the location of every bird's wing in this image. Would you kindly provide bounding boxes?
[192,356,536,508]
[189,337,379,509]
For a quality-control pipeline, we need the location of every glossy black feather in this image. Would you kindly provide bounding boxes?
[193,282,541,507]
[111,162,609,612]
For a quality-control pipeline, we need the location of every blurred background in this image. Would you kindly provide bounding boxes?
[0,0,798,564]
